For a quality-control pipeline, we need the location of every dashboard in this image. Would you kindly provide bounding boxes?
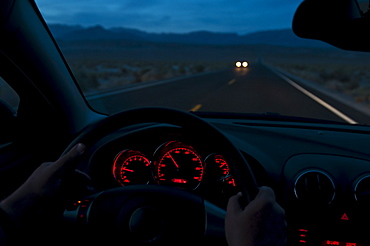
[220,119,370,246]
[76,118,370,246]
[284,154,370,246]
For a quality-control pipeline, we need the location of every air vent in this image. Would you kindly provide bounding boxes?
[354,175,370,205]
[294,170,335,205]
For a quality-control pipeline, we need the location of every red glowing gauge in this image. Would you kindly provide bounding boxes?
[112,150,152,186]
[224,175,237,187]
[155,141,204,190]
[205,153,238,194]
[205,154,230,180]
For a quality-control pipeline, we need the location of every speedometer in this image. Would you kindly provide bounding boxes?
[154,141,204,190]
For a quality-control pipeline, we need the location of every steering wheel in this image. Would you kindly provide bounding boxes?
[62,107,258,245]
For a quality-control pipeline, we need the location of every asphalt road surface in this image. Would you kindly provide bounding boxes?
[87,62,370,125]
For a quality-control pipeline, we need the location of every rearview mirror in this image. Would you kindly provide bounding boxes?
[293,0,370,52]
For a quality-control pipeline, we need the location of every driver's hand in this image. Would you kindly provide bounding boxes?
[225,186,287,246]
[0,143,89,228]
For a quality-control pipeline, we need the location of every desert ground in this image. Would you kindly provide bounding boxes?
[57,40,370,108]
[3,39,370,111]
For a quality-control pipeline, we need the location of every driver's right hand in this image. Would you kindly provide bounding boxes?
[225,186,287,246]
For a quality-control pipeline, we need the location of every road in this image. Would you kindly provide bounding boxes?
[87,62,370,125]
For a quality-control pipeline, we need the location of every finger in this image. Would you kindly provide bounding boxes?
[226,192,243,215]
[52,143,86,173]
[256,186,276,203]
[245,186,277,213]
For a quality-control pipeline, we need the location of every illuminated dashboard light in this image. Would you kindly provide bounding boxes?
[340,213,349,220]
[321,241,361,246]
[172,178,188,184]
[227,178,236,186]
[298,228,308,244]
[326,241,340,245]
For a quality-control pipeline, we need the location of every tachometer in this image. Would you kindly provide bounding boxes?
[154,141,204,190]
[112,150,152,186]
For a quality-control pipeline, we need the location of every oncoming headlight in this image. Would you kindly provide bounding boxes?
[235,61,248,68]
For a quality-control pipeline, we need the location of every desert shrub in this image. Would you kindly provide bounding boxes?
[65,57,227,94]
[71,66,99,93]
[273,62,370,105]
[193,64,205,73]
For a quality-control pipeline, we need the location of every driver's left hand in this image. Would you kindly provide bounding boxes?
[0,143,90,228]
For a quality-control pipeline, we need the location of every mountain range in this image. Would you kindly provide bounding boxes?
[49,24,332,48]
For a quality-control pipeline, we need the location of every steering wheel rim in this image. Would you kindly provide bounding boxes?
[63,107,258,203]
[62,107,258,244]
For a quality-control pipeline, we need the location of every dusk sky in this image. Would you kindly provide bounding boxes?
[35,0,303,34]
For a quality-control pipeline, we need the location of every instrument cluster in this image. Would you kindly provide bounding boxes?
[86,124,243,209]
[110,140,239,206]
[112,140,236,187]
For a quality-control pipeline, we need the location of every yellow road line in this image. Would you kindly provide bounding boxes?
[228,79,236,85]
[190,104,202,112]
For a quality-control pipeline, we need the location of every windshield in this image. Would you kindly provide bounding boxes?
[35,0,370,125]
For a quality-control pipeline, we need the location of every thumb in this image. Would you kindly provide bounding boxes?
[226,192,243,215]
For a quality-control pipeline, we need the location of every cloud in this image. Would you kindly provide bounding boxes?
[35,0,303,34]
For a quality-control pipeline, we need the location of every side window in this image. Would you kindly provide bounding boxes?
[0,77,19,145]
[0,76,19,111]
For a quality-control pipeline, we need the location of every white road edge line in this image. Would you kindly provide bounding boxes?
[277,72,358,124]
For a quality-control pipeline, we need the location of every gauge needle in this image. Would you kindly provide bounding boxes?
[168,153,180,168]
[123,167,134,172]
[218,173,232,182]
